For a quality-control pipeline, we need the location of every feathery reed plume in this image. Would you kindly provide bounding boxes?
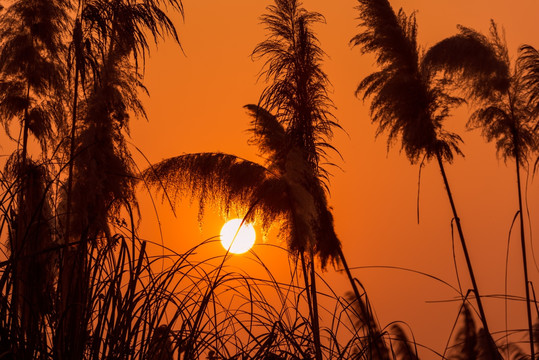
[56,1,183,358]
[448,304,479,360]
[519,44,539,116]
[63,0,183,245]
[346,290,390,360]
[447,303,500,360]
[144,104,341,267]
[147,3,342,357]
[352,0,508,347]
[0,4,67,350]
[4,156,56,358]
[390,324,419,360]
[252,0,340,182]
[251,0,343,266]
[0,0,68,161]
[437,22,538,358]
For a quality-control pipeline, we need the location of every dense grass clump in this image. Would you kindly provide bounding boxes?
[0,220,419,359]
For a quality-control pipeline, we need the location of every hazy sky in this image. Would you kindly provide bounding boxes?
[132,0,539,356]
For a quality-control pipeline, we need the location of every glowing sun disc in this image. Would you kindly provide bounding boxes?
[220,219,256,254]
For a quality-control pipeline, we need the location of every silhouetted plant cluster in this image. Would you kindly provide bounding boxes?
[353,0,539,359]
[0,0,539,359]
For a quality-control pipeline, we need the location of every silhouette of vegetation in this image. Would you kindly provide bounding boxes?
[520,45,539,118]
[0,0,183,358]
[144,103,342,359]
[446,303,501,360]
[0,0,67,357]
[143,1,382,358]
[439,22,539,359]
[144,103,341,266]
[351,0,510,352]
[346,290,423,360]
[0,0,537,359]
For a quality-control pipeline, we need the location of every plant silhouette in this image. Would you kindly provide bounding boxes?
[144,2,346,358]
[0,0,182,358]
[0,0,538,358]
[0,0,67,357]
[446,303,500,360]
[346,290,421,360]
[351,0,508,351]
[145,2,423,357]
[145,0,341,274]
[520,44,539,115]
[447,22,539,359]
[144,104,340,267]
[58,0,182,357]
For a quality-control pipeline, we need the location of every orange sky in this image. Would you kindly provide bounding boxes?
[132,0,539,357]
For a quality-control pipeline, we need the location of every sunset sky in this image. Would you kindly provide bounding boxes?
[131,0,539,356]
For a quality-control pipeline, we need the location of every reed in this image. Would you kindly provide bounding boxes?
[0,0,538,359]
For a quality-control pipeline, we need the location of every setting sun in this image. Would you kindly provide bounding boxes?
[220,219,256,254]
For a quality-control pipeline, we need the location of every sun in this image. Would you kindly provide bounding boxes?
[220,218,256,254]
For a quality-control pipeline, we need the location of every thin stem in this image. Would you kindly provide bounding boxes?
[299,252,315,357]
[59,20,81,359]
[436,153,499,356]
[183,201,260,359]
[64,37,79,248]
[515,150,535,360]
[11,80,31,355]
[309,250,323,360]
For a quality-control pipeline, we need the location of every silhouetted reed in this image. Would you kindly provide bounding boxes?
[0,223,400,359]
[146,1,345,358]
[351,0,510,351]
[1,0,539,359]
[440,22,539,359]
[445,303,501,360]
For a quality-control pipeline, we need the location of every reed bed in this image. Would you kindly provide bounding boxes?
[0,219,396,359]
[0,0,538,358]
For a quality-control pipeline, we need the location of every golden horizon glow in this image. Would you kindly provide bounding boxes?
[220,219,256,254]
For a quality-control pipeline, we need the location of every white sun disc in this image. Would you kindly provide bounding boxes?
[220,219,256,254]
